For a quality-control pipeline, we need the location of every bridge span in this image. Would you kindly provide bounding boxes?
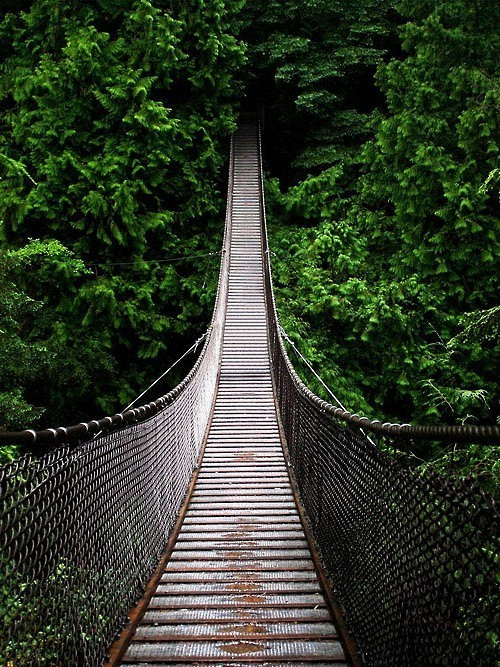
[113,124,349,665]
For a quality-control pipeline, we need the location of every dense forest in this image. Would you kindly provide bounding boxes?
[0,0,498,467]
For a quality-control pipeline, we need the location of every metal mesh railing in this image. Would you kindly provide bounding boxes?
[268,359,498,665]
[1,403,203,665]
[0,143,234,667]
[258,124,499,666]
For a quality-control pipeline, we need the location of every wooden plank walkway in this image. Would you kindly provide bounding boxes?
[121,125,348,665]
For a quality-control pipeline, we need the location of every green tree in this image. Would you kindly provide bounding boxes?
[266,0,499,426]
[0,239,91,458]
[242,0,394,182]
[0,0,245,427]
[357,0,499,421]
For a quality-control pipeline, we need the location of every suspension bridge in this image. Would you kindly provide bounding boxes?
[0,124,498,667]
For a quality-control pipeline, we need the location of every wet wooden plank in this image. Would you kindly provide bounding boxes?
[133,622,338,641]
[124,639,346,662]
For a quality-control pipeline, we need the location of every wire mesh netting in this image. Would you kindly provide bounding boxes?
[272,358,497,665]
[1,409,199,664]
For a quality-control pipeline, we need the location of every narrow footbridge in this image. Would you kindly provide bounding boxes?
[1,125,498,667]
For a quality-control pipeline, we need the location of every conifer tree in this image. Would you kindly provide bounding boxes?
[242,0,394,179]
[265,0,498,426]
[356,0,499,421]
[0,0,245,426]
[0,240,89,441]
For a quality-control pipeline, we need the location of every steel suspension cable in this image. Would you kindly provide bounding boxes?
[90,329,211,441]
[279,326,347,411]
[123,329,210,411]
[279,325,376,446]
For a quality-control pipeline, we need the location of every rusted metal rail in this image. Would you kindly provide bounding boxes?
[116,125,350,664]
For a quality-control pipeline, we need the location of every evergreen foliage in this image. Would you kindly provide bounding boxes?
[0,0,498,471]
[261,0,499,428]
[242,0,395,180]
[0,0,245,429]
[0,238,90,457]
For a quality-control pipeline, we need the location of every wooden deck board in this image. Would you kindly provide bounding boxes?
[121,125,347,665]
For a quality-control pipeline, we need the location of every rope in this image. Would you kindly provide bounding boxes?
[279,325,376,446]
